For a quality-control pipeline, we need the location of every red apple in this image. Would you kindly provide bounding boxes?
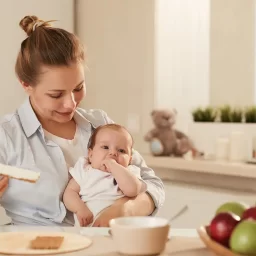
[242,206,256,221]
[209,212,240,247]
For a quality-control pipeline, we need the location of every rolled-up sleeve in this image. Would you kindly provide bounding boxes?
[101,110,165,215]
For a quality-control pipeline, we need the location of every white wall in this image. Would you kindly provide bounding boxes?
[75,0,211,149]
[210,0,255,107]
[155,0,210,133]
[0,0,74,116]
[155,0,256,133]
[76,0,155,153]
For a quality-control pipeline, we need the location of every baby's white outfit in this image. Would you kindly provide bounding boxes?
[69,156,143,226]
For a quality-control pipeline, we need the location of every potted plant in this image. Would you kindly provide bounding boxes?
[218,105,232,122]
[189,105,256,158]
[245,106,256,123]
[192,107,217,122]
[230,107,243,123]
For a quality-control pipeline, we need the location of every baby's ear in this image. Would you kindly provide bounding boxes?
[88,148,93,163]
[83,156,90,167]
[129,149,134,164]
[129,156,132,165]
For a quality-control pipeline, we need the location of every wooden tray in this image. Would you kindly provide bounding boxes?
[0,231,92,255]
[197,226,241,256]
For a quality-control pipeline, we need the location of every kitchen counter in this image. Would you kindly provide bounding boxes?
[142,155,256,179]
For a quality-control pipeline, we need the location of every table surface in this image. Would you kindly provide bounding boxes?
[0,226,208,255]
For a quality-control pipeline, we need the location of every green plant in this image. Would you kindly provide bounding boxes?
[192,105,256,123]
[192,107,203,122]
[230,108,243,123]
[192,107,216,122]
[245,106,256,123]
[219,105,232,122]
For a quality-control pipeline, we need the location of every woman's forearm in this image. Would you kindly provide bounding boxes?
[125,192,155,216]
[113,192,155,216]
[92,193,156,227]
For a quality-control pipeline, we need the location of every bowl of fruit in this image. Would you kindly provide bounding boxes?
[197,201,256,256]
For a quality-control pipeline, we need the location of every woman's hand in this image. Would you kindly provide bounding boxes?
[0,176,8,198]
[92,193,155,227]
[92,197,130,227]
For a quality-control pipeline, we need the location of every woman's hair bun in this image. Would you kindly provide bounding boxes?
[19,15,52,36]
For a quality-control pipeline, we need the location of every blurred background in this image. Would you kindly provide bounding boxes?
[1,0,256,228]
[0,0,255,154]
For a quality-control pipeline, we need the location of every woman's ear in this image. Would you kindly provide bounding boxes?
[20,80,33,94]
[20,80,28,88]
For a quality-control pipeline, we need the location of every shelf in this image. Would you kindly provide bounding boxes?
[142,155,256,179]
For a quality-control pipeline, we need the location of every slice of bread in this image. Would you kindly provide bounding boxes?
[30,236,64,249]
[0,163,40,183]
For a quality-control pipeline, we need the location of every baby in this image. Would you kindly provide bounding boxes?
[63,123,146,227]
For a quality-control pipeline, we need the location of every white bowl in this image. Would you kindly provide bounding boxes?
[109,216,170,255]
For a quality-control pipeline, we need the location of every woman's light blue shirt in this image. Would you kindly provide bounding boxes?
[0,98,165,225]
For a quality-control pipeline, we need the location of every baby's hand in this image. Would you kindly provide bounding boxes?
[102,158,118,172]
[76,206,94,227]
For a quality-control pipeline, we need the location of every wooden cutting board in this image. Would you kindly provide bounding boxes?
[0,231,92,255]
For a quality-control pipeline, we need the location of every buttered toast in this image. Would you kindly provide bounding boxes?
[0,163,40,183]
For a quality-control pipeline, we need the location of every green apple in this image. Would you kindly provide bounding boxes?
[216,202,249,217]
[230,220,256,254]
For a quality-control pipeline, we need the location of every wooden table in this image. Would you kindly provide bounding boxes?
[0,226,209,255]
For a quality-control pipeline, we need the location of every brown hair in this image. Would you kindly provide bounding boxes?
[15,15,85,86]
[88,124,134,150]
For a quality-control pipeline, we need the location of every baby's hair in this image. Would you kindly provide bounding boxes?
[15,15,85,86]
[87,123,134,150]
[86,124,133,165]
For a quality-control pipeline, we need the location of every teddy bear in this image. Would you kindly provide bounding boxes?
[144,109,201,157]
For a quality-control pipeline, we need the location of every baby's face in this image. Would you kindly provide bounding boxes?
[88,128,133,170]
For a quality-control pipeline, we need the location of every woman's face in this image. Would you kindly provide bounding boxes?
[23,63,86,123]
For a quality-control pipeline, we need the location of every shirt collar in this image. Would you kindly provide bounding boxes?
[73,108,95,131]
[17,97,41,138]
[18,97,93,138]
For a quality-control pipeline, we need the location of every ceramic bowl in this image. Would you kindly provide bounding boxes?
[109,216,170,255]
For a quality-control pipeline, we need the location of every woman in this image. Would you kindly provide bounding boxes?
[0,15,164,226]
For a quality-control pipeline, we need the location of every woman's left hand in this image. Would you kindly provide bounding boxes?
[92,197,131,227]
[92,192,155,227]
